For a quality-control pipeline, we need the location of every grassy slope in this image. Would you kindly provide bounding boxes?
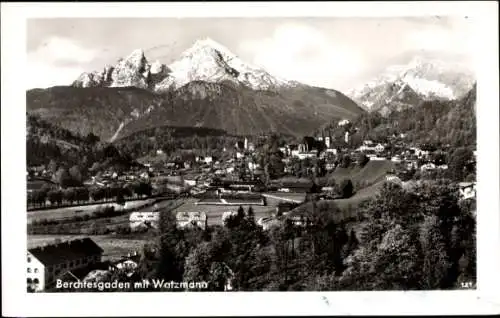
[288,160,395,221]
[331,160,395,186]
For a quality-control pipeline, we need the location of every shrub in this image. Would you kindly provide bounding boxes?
[116,225,132,235]
[339,179,354,199]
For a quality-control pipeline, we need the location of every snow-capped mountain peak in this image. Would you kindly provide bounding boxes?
[348,55,475,112]
[73,38,297,92]
[184,37,236,61]
[125,48,146,64]
[156,37,295,91]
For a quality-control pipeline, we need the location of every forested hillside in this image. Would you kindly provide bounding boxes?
[319,83,477,149]
[27,114,138,176]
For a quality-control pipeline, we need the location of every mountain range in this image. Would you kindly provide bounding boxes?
[28,38,365,141]
[347,55,476,115]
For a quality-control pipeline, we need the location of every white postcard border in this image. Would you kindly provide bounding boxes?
[1,1,499,316]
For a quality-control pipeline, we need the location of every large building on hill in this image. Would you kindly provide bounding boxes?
[27,238,104,292]
[176,211,208,230]
[129,211,160,230]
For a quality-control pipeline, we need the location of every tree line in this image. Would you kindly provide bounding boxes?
[27,182,153,209]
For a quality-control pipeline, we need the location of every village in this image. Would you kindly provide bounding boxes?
[26,118,477,292]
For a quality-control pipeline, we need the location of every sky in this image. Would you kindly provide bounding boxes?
[26,17,475,92]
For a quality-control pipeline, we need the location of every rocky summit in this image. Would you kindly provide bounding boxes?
[73,38,298,92]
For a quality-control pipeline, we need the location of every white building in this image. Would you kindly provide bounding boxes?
[325,136,331,149]
[458,182,476,201]
[27,238,103,292]
[184,179,197,186]
[325,148,337,155]
[321,186,336,192]
[114,258,139,273]
[298,143,308,153]
[411,147,430,159]
[385,174,403,185]
[338,119,350,127]
[248,162,260,171]
[420,163,436,171]
[176,211,208,230]
[344,132,349,144]
[129,212,160,230]
[204,156,213,165]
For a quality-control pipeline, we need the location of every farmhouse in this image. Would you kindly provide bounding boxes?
[27,238,103,292]
[257,217,282,231]
[176,211,208,230]
[458,182,476,201]
[129,211,160,230]
[420,163,436,171]
[109,252,141,277]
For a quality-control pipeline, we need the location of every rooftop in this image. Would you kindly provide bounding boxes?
[29,238,103,266]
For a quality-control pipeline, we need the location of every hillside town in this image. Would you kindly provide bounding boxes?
[26,116,477,292]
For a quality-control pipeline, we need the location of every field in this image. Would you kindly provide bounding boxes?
[333,180,385,211]
[27,199,156,224]
[27,235,151,261]
[172,198,275,225]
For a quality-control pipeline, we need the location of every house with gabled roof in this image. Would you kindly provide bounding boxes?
[27,238,103,292]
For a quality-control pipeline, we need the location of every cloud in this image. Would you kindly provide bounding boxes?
[404,19,475,58]
[27,36,98,88]
[27,61,86,89]
[239,23,365,90]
